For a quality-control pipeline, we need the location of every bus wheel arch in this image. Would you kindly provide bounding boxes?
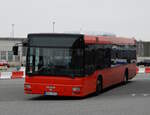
[95,75,103,95]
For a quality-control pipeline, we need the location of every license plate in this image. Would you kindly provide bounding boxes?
[45,92,58,96]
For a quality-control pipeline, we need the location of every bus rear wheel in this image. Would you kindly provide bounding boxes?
[95,77,102,95]
[123,70,128,84]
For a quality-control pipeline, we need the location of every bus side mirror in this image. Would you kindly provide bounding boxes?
[12,46,18,55]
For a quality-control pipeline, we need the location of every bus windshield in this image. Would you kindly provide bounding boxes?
[26,47,84,77]
[26,34,84,77]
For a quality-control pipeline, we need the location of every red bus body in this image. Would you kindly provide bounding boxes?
[24,34,136,97]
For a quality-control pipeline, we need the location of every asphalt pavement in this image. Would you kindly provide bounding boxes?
[0,74,150,115]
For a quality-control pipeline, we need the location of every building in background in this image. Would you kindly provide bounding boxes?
[0,37,26,66]
[136,41,150,64]
[136,41,150,57]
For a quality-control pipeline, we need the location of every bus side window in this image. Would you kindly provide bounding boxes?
[111,49,118,66]
[104,48,111,68]
[84,45,95,74]
[95,48,111,69]
[95,48,103,69]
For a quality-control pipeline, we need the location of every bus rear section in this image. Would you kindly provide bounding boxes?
[24,33,136,97]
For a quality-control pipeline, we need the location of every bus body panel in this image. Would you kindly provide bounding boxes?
[25,76,85,96]
[25,64,136,97]
[100,64,136,89]
[128,63,136,79]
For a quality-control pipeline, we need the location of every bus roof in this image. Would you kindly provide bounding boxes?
[28,33,136,46]
[28,33,83,37]
[84,35,136,45]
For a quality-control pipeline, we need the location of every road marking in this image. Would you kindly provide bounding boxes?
[131,93,150,97]
[142,94,150,97]
[131,94,136,96]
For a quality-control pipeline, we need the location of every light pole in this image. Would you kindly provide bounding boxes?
[52,21,55,33]
[12,24,15,37]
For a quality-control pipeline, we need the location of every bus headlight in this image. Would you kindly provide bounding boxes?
[72,87,81,93]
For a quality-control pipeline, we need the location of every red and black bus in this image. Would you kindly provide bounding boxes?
[23,33,136,97]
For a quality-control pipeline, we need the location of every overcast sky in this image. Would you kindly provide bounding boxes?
[0,0,150,41]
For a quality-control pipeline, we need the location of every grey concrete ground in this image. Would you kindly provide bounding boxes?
[0,74,150,115]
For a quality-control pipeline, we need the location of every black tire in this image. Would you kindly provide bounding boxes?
[95,77,102,95]
[123,70,128,84]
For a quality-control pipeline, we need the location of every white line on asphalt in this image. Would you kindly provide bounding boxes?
[142,94,150,97]
[131,94,136,96]
[131,93,150,97]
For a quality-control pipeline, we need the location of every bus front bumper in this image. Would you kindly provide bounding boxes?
[24,83,84,97]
